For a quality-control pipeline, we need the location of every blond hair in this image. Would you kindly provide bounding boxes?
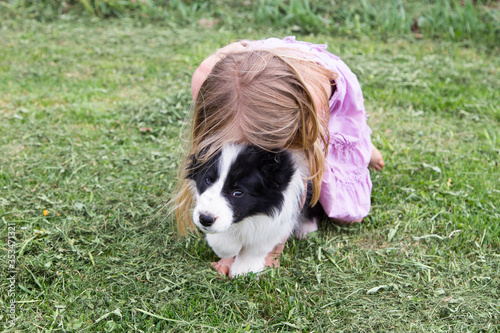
[175,47,336,235]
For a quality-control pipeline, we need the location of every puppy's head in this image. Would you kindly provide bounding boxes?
[186,144,295,233]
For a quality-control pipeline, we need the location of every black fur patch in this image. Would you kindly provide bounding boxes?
[222,146,295,223]
[186,150,222,195]
[187,145,296,224]
[301,180,325,219]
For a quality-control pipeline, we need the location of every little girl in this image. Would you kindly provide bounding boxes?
[176,36,384,276]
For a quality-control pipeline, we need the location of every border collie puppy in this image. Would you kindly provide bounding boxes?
[187,143,320,277]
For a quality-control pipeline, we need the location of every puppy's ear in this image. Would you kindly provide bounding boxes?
[185,146,211,180]
[185,154,198,180]
[260,150,295,188]
[186,146,222,180]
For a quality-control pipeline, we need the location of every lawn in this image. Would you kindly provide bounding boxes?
[1,10,499,333]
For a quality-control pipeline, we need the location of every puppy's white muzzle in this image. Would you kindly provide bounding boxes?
[193,186,234,233]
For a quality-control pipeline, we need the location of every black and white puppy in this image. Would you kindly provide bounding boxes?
[187,143,320,277]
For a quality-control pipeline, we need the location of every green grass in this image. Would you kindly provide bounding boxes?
[0,15,499,332]
[3,0,500,49]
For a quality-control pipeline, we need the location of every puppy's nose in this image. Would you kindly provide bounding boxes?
[199,213,216,227]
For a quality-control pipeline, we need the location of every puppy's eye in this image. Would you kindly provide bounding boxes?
[204,177,212,185]
[232,190,244,198]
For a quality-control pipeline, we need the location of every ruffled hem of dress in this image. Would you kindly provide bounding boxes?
[319,169,372,222]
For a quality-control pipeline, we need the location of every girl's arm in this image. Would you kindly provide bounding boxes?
[191,42,248,100]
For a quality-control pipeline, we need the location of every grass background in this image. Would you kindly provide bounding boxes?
[1,1,499,332]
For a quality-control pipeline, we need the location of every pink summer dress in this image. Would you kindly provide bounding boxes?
[245,36,373,222]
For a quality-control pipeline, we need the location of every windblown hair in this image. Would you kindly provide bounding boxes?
[175,46,336,235]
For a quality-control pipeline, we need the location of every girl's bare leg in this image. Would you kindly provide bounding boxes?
[369,143,384,171]
[264,241,285,269]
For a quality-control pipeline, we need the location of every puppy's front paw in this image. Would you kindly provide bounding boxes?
[230,257,265,278]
